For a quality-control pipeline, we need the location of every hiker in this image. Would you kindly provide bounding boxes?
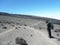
[46,20,55,38]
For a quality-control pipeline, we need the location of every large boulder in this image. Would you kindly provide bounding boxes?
[15,37,28,45]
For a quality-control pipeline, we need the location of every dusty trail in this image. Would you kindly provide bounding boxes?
[0,25,58,45]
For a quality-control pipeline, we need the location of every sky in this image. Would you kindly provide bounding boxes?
[0,0,60,19]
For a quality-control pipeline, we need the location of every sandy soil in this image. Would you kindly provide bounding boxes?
[0,15,60,45]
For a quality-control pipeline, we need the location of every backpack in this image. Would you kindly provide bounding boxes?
[51,23,54,29]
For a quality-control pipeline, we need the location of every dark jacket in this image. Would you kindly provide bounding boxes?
[47,22,54,30]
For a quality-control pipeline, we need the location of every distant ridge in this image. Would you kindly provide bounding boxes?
[0,12,60,25]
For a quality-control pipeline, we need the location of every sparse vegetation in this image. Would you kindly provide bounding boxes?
[24,27,26,29]
[12,25,14,27]
[55,29,60,32]
[24,24,27,26]
[1,24,4,26]
[39,27,42,30]
[2,27,7,29]
[30,35,32,37]
[16,27,18,29]
[16,23,20,25]
[55,30,57,32]
[19,27,21,28]
[57,34,59,36]
[0,12,60,45]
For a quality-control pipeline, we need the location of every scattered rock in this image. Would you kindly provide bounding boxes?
[57,34,59,36]
[20,24,22,26]
[24,28,26,29]
[16,23,20,25]
[19,27,21,28]
[55,29,60,32]
[24,24,27,26]
[39,27,42,29]
[30,35,32,37]
[55,30,57,32]
[46,20,48,23]
[2,27,7,29]
[12,25,14,27]
[16,27,18,29]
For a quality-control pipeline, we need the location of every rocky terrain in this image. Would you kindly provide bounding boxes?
[0,12,60,45]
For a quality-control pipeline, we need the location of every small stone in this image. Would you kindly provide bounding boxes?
[16,27,18,29]
[2,27,7,29]
[57,34,59,36]
[55,30,57,32]
[39,27,42,29]
[24,24,27,26]
[30,35,32,37]
[24,28,26,29]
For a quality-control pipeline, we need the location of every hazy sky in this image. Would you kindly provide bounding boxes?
[0,0,60,19]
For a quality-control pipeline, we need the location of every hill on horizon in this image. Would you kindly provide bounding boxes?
[0,12,60,25]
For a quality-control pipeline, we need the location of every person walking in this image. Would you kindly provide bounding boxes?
[46,20,55,38]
